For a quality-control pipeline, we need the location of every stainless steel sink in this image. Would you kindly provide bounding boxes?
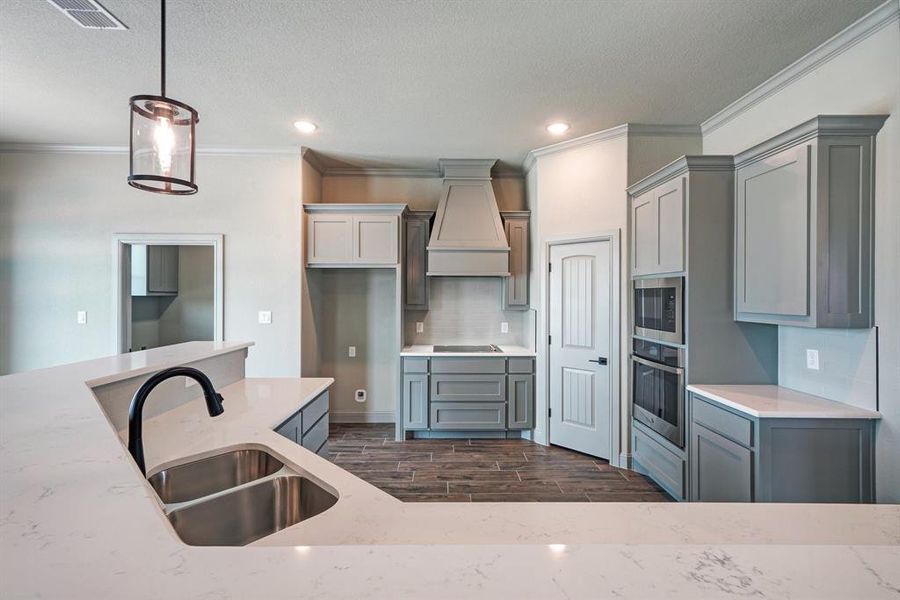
[167,475,338,546]
[148,449,284,504]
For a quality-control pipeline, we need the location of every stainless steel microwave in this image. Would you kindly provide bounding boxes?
[633,277,683,344]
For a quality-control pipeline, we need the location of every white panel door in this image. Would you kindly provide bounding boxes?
[549,240,612,459]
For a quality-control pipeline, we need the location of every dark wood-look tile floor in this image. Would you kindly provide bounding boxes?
[327,423,673,503]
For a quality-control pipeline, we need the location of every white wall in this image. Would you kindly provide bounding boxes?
[0,152,301,376]
[702,16,900,501]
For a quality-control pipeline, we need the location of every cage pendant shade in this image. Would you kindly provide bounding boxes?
[128,0,199,195]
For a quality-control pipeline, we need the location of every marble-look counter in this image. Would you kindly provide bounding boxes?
[686,384,882,419]
[1,342,898,599]
[401,344,536,357]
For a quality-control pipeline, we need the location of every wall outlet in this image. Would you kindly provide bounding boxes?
[355,389,366,403]
[806,349,820,370]
[76,310,87,325]
[348,346,356,358]
[416,322,424,333]
[258,311,272,324]
[500,321,509,334]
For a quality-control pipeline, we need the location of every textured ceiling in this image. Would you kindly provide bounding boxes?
[0,0,881,169]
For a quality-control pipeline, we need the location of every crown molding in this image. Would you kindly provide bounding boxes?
[626,123,701,137]
[523,123,629,173]
[701,0,900,136]
[626,155,734,197]
[0,143,303,156]
[300,147,326,174]
[323,167,441,178]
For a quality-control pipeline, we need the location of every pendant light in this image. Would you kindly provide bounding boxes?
[128,0,198,195]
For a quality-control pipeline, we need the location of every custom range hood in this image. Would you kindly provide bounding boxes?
[427,159,510,276]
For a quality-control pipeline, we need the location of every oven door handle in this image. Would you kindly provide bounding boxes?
[631,355,684,374]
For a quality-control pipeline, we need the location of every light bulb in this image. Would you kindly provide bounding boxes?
[546,122,570,135]
[154,116,176,175]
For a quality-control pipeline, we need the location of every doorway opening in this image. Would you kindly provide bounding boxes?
[546,233,620,464]
[112,234,224,353]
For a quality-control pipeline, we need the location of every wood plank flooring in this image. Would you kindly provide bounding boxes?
[327,423,673,502]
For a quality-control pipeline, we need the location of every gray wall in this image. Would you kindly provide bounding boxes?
[404,277,530,347]
[0,151,301,376]
[701,19,899,501]
[158,245,215,346]
[306,268,397,422]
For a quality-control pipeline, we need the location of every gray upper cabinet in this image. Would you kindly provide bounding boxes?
[631,177,685,277]
[304,204,406,268]
[734,115,886,327]
[131,245,178,296]
[404,211,433,309]
[501,211,530,310]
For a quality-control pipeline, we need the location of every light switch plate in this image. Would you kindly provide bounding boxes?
[806,349,820,370]
[76,311,87,325]
[416,322,424,333]
[258,311,272,324]
[500,322,509,334]
[348,346,356,358]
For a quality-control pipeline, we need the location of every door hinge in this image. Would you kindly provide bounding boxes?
[548,408,552,418]
[548,334,552,345]
[548,263,552,272]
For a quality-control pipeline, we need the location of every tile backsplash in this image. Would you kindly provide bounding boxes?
[778,326,878,411]
[404,277,534,347]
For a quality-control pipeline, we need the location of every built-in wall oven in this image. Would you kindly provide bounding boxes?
[631,338,684,448]
[633,277,683,344]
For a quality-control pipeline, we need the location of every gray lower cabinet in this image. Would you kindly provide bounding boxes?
[733,115,887,328]
[507,374,533,429]
[401,357,534,435]
[402,374,429,430]
[275,390,330,457]
[691,423,753,502]
[689,392,875,503]
[632,420,686,501]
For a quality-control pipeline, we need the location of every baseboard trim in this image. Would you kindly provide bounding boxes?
[619,452,633,470]
[329,411,395,424]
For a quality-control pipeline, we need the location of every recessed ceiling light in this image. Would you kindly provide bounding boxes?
[546,122,570,135]
[294,120,318,134]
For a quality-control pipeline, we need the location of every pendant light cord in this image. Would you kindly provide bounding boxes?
[160,0,166,97]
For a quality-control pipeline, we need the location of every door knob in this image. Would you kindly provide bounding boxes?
[588,357,608,365]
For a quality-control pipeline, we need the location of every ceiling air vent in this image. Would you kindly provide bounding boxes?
[46,0,128,30]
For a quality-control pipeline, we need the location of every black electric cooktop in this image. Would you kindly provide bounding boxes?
[432,345,502,353]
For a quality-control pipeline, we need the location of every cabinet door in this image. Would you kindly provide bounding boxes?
[507,374,533,429]
[691,423,753,502]
[148,245,178,294]
[735,145,810,319]
[631,191,658,276]
[654,178,685,275]
[404,217,429,309]
[308,214,353,264]
[504,217,529,309]
[275,412,301,444]
[353,215,398,264]
[402,374,429,430]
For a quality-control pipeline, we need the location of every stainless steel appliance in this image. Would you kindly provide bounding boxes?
[633,277,683,344]
[631,338,684,448]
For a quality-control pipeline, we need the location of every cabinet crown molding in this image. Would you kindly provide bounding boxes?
[734,115,888,168]
[303,203,408,215]
[626,155,734,198]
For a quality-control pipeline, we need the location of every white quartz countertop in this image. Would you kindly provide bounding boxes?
[1,342,898,599]
[401,344,536,357]
[686,384,882,419]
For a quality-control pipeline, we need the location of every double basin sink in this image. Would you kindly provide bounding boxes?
[148,448,337,546]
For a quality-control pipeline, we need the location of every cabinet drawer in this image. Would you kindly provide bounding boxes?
[302,391,329,434]
[691,395,753,448]
[632,422,685,500]
[403,358,429,373]
[430,358,506,374]
[301,413,329,453]
[507,357,534,373]
[430,402,506,430]
[275,411,301,444]
[431,374,505,403]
